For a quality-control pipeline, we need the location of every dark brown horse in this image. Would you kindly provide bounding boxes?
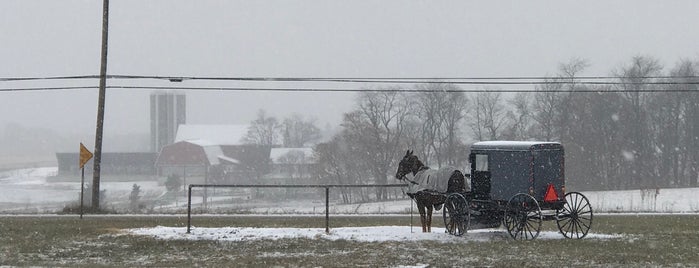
[395,150,467,232]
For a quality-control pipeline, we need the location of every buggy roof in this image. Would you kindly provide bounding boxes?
[471,141,562,151]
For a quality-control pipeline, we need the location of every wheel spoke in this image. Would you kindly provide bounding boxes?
[557,192,593,239]
[578,218,591,230]
[558,218,572,230]
[575,221,584,238]
[505,193,541,240]
[442,194,468,236]
[579,215,592,221]
[525,225,535,239]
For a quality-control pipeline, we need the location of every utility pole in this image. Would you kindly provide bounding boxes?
[92,0,110,209]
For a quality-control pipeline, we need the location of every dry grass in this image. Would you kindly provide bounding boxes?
[0,214,697,267]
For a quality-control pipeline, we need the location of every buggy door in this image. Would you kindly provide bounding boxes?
[532,149,564,201]
[470,153,491,199]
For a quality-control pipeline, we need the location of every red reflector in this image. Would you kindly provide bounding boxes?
[544,184,559,202]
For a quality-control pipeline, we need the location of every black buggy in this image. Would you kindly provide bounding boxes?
[442,141,593,240]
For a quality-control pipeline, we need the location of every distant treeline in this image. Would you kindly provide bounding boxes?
[307,56,699,195]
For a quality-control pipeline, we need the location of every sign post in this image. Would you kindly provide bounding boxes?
[79,143,93,219]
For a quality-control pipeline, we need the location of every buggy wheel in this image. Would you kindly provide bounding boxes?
[503,193,542,240]
[556,192,593,239]
[443,193,470,236]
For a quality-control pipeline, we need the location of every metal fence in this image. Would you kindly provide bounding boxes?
[186,184,408,233]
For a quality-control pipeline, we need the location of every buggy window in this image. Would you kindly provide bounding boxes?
[475,154,488,171]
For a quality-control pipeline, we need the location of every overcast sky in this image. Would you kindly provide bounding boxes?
[2,1,699,140]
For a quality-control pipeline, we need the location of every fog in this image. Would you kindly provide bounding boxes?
[1,1,699,167]
[3,4,699,266]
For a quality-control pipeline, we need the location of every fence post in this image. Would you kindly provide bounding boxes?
[182,184,407,235]
[325,187,330,234]
[187,185,192,233]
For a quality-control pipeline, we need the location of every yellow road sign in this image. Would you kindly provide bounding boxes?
[79,143,93,169]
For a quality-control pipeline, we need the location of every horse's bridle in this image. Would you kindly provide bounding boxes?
[398,173,420,185]
[398,165,429,185]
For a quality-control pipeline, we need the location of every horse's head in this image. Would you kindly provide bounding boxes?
[395,150,423,180]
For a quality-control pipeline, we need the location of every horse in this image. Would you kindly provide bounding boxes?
[395,150,469,232]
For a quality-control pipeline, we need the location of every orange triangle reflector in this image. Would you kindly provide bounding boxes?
[544,184,559,202]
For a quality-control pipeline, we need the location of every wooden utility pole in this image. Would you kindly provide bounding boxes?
[92,0,110,209]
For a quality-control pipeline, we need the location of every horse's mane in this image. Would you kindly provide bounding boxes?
[408,155,429,175]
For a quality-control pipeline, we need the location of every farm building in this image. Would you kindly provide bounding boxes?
[155,124,272,184]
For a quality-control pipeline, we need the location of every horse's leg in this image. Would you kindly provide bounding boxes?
[416,200,427,232]
[426,201,433,233]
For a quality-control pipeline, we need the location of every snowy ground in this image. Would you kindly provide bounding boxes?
[0,167,686,264]
[1,167,698,214]
[0,167,161,212]
[124,225,622,243]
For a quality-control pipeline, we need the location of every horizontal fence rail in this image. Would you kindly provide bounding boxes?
[186,184,409,233]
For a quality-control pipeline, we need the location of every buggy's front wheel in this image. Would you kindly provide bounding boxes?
[556,192,593,239]
[443,193,469,236]
[504,193,542,240]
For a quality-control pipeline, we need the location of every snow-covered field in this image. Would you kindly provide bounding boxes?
[0,167,161,212]
[125,225,622,243]
[0,167,694,267]
[1,167,698,214]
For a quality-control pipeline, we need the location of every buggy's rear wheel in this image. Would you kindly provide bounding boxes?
[556,192,593,239]
[504,193,542,240]
[443,193,469,236]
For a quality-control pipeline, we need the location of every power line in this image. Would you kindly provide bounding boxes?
[0,86,97,92]
[4,85,698,93]
[1,73,699,93]
[107,85,699,93]
[2,74,699,84]
[0,75,98,82]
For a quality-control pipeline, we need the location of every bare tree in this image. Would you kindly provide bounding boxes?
[532,78,563,141]
[615,55,662,189]
[414,84,468,166]
[342,89,410,200]
[282,114,321,147]
[658,59,699,187]
[440,89,469,166]
[243,109,281,146]
[677,60,699,187]
[648,71,685,187]
[503,92,532,140]
[565,88,625,190]
[557,58,589,144]
[469,91,507,140]
[314,135,372,203]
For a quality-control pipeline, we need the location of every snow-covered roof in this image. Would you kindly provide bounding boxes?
[217,155,240,165]
[471,141,561,151]
[156,140,234,166]
[200,144,225,165]
[184,139,219,147]
[175,124,249,145]
[270,148,315,164]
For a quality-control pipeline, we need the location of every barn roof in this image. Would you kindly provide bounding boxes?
[156,140,238,166]
[175,124,249,145]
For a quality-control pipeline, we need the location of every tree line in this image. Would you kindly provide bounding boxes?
[245,55,699,202]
